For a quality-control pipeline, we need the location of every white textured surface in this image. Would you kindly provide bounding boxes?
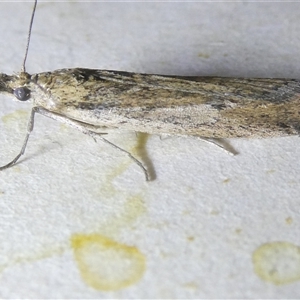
[0,1,300,298]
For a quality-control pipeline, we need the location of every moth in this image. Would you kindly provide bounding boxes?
[0,0,300,181]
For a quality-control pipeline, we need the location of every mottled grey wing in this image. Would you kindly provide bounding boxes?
[35,68,300,138]
[55,69,300,109]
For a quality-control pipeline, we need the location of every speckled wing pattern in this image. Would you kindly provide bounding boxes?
[29,68,300,138]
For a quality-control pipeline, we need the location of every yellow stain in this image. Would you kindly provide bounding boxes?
[210,209,220,215]
[132,132,156,181]
[266,169,276,174]
[95,194,146,237]
[99,160,131,197]
[1,109,28,124]
[71,234,146,291]
[197,53,210,59]
[1,109,29,134]
[235,228,242,234]
[0,244,68,273]
[253,241,300,285]
[182,281,199,290]
[120,194,146,226]
[222,178,231,184]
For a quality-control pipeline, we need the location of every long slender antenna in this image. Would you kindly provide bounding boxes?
[21,0,37,73]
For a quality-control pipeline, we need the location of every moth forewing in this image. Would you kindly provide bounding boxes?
[28,68,300,139]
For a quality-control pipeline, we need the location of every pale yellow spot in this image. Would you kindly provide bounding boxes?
[0,244,68,273]
[132,132,155,181]
[11,165,22,173]
[253,241,300,285]
[285,217,293,225]
[59,123,70,132]
[266,169,275,174]
[183,281,199,290]
[222,178,231,184]
[210,209,220,215]
[235,228,242,234]
[132,132,149,154]
[187,236,195,242]
[185,186,195,192]
[90,194,146,238]
[100,161,131,197]
[1,109,30,138]
[121,194,146,225]
[71,234,146,291]
[100,194,146,236]
[1,109,28,126]
[197,53,210,59]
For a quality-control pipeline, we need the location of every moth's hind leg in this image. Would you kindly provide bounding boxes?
[199,137,239,155]
[34,107,150,181]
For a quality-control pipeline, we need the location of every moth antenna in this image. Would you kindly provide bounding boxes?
[21,0,38,73]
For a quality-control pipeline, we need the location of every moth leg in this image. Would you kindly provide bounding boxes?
[199,137,239,155]
[34,107,150,181]
[0,106,36,170]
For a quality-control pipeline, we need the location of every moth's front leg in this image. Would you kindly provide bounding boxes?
[0,106,37,170]
[0,107,107,171]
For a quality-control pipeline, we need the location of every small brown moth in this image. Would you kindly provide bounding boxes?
[0,0,300,181]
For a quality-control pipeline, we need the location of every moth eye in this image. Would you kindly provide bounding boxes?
[13,87,31,101]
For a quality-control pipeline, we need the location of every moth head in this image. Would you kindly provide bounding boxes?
[0,72,32,102]
[12,71,32,101]
[0,73,31,101]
